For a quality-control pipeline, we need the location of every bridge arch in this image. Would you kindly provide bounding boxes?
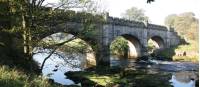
[147,36,165,54]
[33,32,96,70]
[110,34,142,59]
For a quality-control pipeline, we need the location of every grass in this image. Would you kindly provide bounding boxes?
[157,40,199,62]
[173,56,199,62]
[0,65,61,87]
[175,40,198,51]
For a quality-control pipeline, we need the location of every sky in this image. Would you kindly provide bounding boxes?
[44,0,200,25]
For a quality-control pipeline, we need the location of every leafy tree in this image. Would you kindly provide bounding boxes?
[116,7,149,58]
[164,12,199,41]
[121,7,149,22]
[0,0,155,70]
[164,14,177,27]
[0,0,101,72]
[110,36,128,57]
[31,0,101,70]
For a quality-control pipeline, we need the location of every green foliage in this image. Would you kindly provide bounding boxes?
[0,65,61,87]
[121,7,149,22]
[0,29,41,73]
[164,12,198,62]
[147,39,157,53]
[176,40,198,51]
[59,38,91,54]
[173,56,198,62]
[0,0,104,58]
[157,40,198,62]
[0,29,23,65]
[110,36,128,57]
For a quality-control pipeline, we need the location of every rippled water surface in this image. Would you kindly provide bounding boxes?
[33,50,82,85]
[33,54,198,86]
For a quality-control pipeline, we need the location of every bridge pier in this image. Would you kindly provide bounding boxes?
[97,45,110,66]
[141,45,149,56]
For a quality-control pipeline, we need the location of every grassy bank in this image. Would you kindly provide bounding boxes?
[157,40,198,62]
[0,65,61,87]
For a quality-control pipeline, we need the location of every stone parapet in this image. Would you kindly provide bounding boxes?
[148,24,168,31]
[106,16,174,32]
[106,17,145,28]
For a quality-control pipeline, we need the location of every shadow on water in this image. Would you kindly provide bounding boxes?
[33,50,83,85]
[108,55,198,87]
[65,64,199,87]
[31,49,198,87]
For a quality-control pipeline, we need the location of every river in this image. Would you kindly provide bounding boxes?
[33,52,199,87]
[111,56,198,87]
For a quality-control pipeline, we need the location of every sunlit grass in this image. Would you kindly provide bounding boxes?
[88,75,117,86]
[0,65,59,87]
[173,56,199,62]
[173,40,198,62]
[158,40,199,62]
[175,40,198,51]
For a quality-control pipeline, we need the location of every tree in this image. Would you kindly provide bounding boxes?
[110,36,129,58]
[164,12,199,41]
[0,0,100,72]
[4,0,93,56]
[1,0,155,71]
[164,14,177,27]
[121,7,149,22]
[116,7,149,58]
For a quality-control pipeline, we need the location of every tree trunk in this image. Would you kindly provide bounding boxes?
[21,6,27,55]
[21,3,32,57]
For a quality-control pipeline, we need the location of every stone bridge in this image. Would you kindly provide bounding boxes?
[100,14,180,64]
[38,11,180,66]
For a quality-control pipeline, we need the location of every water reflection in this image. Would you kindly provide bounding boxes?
[110,56,198,87]
[110,55,137,67]
[169,71,197,87]
[33,49,82,85]
[33,52,198,86]
[111,56,199,72]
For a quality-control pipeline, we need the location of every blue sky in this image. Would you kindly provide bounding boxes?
[45,0,199,25]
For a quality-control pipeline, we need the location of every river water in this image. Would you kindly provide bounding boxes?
[33,52,199,86]
[111,56,198,87]
[33,49,82,85]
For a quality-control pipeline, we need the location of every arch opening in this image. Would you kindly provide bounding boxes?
[33,32,96,69]
[32,32,96,85]
[147,36,165,54]
[110,34,142,60]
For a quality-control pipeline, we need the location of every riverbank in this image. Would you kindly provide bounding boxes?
[156,40,198,62]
